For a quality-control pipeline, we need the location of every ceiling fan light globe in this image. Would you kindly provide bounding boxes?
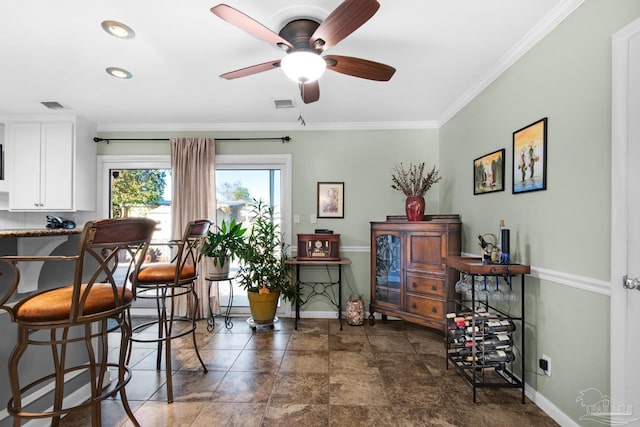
[281,51,326,83]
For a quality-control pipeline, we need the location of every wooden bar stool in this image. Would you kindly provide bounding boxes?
[130,219,211,403]
[0,217,157,427]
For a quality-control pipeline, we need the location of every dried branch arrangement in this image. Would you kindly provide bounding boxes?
[391,162,442,197]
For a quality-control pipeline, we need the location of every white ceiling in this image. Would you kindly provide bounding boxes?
[0,0,580,131]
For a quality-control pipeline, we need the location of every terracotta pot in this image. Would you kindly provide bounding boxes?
[247,290,280,324]
[405,196,425,221]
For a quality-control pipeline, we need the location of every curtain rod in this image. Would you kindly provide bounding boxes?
[93,136,291,144]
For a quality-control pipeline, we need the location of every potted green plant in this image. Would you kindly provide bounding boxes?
[237,199,296,326]
[391,162,441,221]
[200,218,247,279]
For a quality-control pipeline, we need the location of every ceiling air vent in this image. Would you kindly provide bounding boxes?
[273,99,295,109]
[40,101,66,110]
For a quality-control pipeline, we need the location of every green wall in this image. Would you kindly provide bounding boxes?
[439,1,640,424]
[97,128,440,309]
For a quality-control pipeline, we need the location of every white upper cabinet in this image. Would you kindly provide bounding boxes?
[6,118,97,211]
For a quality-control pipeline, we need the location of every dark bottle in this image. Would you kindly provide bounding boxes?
[449,334,482,348]
[448,325,480,338]
[465,350,515,365]
[480,350,515,364]
[473,334,513,350]
[483,319,516,334]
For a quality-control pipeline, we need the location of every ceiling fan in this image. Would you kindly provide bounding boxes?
[211,0,396,104]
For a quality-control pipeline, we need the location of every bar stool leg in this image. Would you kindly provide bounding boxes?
[8,329,28,427]
[52,328,68,427]
[156,288,167,371]
[190,285,207,371]
[165,287,176,403]
[119,317,141,427]
[88,323,103,427]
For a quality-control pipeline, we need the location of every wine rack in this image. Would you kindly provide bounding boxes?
[444,256,530,403]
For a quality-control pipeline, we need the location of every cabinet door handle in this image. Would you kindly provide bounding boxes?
[412,303,417,309]
[431,306,438,313]
[411,282,417,288]
[431,284,438,291]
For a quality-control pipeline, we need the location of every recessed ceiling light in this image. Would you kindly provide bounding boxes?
[101,20,135,39]
[106,67,132,79]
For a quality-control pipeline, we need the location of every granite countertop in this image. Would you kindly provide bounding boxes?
[0,228,83,238]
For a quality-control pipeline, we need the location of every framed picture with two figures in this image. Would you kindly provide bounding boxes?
[513,117,548,194]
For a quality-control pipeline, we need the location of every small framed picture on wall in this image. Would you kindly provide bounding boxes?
[317,182,344,218]
[473,149,505,195]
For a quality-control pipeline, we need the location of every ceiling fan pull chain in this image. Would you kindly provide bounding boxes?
[298,86,307,126]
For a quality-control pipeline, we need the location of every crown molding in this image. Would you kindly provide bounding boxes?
[96,120,438,132]
[437,0,586,127]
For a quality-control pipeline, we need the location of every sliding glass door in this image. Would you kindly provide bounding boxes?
[99,154,292,317]
[214,155,290,315]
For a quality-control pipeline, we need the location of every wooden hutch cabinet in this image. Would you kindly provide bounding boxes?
[369,215,461,331]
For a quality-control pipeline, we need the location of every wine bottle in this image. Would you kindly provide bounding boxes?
[481,350,515,363]
[447,313,471,329]
[484,319,516,334]
[448,325,480,338]
[474,334,513,350]
[448,311,515,335]
[465,350,515,365]
[448,327,466,338]
[499,220,510,264]
[449,334,483,348]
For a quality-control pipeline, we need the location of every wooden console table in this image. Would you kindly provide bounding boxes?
[285,258,351,330]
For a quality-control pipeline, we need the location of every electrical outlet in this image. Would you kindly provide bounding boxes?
[293,214,300,224]
[539,354,551,377]
[310,214,317,224]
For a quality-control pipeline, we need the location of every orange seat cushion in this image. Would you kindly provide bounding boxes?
[136,263,196,284]
[14,284,133,323]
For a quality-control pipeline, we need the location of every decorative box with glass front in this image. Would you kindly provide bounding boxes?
[369,215,461,331]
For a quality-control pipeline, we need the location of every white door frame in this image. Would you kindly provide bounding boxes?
[610,16,640,407]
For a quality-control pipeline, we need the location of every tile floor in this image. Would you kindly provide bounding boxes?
[61,317,559,426]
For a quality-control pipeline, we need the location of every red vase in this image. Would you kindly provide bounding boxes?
[405,196,425,221]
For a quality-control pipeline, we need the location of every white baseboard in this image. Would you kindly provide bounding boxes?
[525,384,579,427]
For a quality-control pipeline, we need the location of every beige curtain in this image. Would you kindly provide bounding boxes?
[170,137,219,319]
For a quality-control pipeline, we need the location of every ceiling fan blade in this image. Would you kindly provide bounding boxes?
[211,4,293,51]
[310,0,379,51]
[300,81,320,104]
[220,60,281,80]
[324,55,395,81]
